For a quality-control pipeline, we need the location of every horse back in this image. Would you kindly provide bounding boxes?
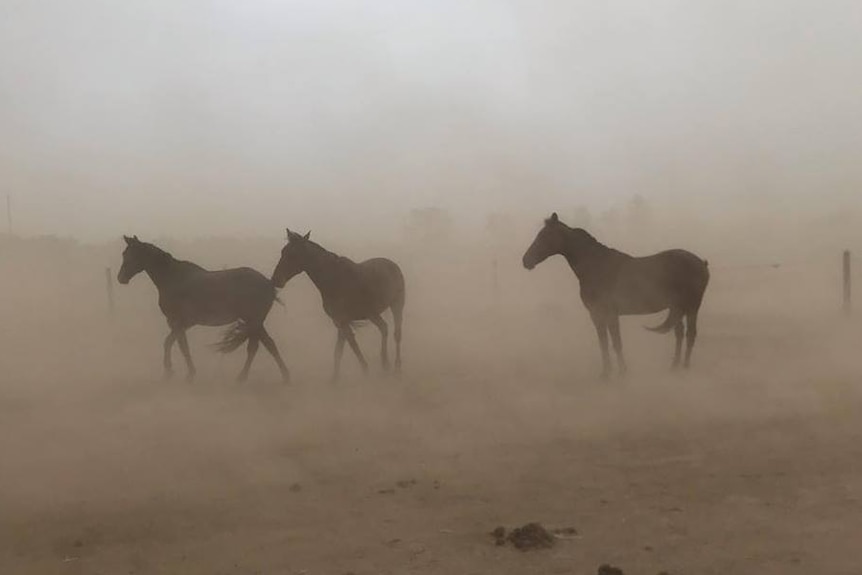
[610,249,708,313]
[358,258,405,306]
[160,266,277,327]
[640,249,708,286]
[574,249,705,315]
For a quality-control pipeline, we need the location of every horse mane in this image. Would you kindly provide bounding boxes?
[306,238,357,268]
[140,241,207,272]
[176,259,208,272]
[547,218,600,245]
[553,220,631,259]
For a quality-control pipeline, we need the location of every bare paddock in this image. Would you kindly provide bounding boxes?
[5,3,862,572]
[2,237,861,575]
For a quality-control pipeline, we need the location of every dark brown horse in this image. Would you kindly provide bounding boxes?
[271,229,405,381]
[523,213,709,379]
[117,236,290,383]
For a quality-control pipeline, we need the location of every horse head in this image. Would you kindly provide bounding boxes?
[117,235,146,284]
[523,213,568,270]
[272,228,312,287]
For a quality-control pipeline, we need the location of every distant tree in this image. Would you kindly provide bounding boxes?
[626,194,651,233]
[599,207,621,234]
[571,205,593,229]
[485,211,513,244]
[405,207,454,243]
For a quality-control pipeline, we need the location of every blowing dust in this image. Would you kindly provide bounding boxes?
[1,205,861,574]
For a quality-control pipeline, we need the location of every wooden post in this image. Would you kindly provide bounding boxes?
[105,267,115,317]
[844,250,852,316]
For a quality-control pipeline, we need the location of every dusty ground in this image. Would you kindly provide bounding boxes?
[2,237,862,574]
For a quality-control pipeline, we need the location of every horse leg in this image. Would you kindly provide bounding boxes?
[607,313,627,375]
[175,329,197,381]
[590,311,612,381]
[343,325,369,375]
[332,328,347,383]
[163,331,177,379]
[683,310,699,368]
[672,319,684,369]
[369,315,390,371]
[237,331,260,382]
[392,302,404,372]
[259,328,290,384]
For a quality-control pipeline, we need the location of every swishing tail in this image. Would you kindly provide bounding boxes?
[645,308,684,334]
[268,278,285,307]
[213,321,252,353]
[271,283,285,308]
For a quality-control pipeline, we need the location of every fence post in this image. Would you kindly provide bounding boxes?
[844,250,852,316]
[105,267,115,317]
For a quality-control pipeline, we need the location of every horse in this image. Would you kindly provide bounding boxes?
[117,235,290,383]
[522,213,709,379]
[271,229,405,381]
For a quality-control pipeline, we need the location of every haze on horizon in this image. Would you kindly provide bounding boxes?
[1,0,861,240]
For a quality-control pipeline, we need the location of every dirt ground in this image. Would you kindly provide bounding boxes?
[2,236,862,574]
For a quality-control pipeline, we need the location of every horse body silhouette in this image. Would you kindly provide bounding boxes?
[117,236,290,382]
[523,213,709,379]
[271,229,405,381]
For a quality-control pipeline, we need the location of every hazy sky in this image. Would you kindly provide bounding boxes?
[2,1,861,239]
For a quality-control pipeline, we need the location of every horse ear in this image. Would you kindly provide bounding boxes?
[303,231,311,240]
[123,235,132,245]
[550,212,559,223]
[133,235,139,242]
[287,228,303,242]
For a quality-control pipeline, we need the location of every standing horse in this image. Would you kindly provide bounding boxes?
[271,229,405,381]
[117,236,290,383]
[522,213,709,379]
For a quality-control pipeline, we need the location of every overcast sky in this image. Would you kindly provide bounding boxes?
[2,1,861,239]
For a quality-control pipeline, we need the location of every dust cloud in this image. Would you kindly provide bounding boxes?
[3,1,862,239]
[3,1,862,574]
[2,207,861,573]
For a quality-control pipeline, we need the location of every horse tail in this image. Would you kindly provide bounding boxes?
[265,278,285,307]
[213,321,251,354]
[644,308,684,334]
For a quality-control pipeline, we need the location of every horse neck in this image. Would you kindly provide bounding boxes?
[561,230,622,280]
[143,252,184,290]
[303,245,350,298]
